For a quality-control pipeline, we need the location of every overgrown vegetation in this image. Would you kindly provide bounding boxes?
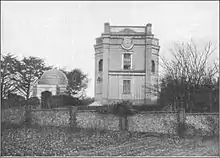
[27,97,40,107]
[1,52,90,109]
[96,100,136,116]
[146,40,219,113]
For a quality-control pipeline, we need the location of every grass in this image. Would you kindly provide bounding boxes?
[1,123,219,156]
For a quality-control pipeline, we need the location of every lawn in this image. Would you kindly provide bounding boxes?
[1,123,219,156]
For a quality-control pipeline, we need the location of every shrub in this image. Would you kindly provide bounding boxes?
[1,99,10,109]
[50,95,80,108]
[63,95,80,106]
[97,100,136,116]
[27,97,40,106]
[79,97,95,106]
[132,104,164,111]
[50,95,64,108]
[7,93,26,108]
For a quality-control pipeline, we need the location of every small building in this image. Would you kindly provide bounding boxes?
[31,69,68,99]
[94,23,160,105]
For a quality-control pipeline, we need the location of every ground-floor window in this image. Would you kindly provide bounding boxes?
[123,80,131,94]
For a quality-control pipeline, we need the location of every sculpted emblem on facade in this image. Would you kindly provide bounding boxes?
[121,37,134,50]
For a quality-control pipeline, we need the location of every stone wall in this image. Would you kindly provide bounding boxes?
[76,111,119,131]
[185,113,219,136]
[128,112,178,134]
[31,109,70,127]
[1,107,26,124]
[2,107,219,136]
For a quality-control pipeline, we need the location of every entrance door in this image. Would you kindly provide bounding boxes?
[41,91,52,109]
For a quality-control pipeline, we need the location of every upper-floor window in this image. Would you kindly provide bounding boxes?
[123,53,131,70]
[123,80,131,94]
[151,60,155,73]
[98,59,103,72]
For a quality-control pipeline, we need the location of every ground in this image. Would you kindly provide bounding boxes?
[1,123,219,156]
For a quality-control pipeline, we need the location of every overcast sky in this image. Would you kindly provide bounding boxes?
[1,1,219,97]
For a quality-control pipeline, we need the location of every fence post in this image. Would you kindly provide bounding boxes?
[25,105,32,126]
[119,115,128,131]
[177,97,186,137]
[69,106,77,128]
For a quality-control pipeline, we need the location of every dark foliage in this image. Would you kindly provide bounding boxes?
[157,41,219,113]
[61,69,88,98]
[6,93,26,108]
[1,53,20,99]
[132,104,165,111]
[79,97,95,106]
[50,95,80,108]
[1,99,10,109]
[13,56,52,100]
[27,97,40,106]
[97,100,137,116]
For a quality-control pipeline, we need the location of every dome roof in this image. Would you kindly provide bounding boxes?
[38,69,68,85]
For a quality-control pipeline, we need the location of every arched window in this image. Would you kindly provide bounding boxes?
[151,60,155,73]
[98,59,103,72]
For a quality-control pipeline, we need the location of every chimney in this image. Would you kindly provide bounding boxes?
[146,23,152,35]
[104,22,110,33]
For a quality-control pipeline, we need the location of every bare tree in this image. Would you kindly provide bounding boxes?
[153,40,218,112]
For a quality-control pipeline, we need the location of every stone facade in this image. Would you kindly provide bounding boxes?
[94,23,160,105]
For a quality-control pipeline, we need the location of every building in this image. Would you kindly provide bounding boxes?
[31,69,68,99]
[94,23,160,105]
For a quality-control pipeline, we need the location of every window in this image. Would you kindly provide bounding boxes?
[98,59,103,72]
[151,60,155,73]
[123,80,131,94]
[123,53,131,70]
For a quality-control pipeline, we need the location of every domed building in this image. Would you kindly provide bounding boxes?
[31,69,68,99]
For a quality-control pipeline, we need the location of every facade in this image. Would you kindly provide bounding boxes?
[31,69,68,99]
[94,23,160,105]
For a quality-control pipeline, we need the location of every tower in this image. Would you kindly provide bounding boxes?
[94,23,160,105]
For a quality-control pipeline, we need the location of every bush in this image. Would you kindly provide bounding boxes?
[7,93,26,108]
[27,97,40,106]
[63,95,80,106]
[79,97,95,106]
[132,104,164,111]
[50,95,80,108]
[50,95,64,108]
[97,100,136,116]
[1,99,10,109]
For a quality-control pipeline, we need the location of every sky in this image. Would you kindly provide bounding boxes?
[1,1,219,97]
